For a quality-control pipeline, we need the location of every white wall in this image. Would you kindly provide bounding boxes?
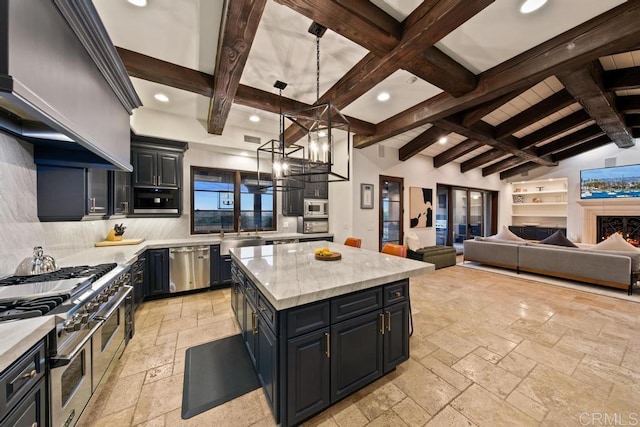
[341,144,508,251]
[511,143,640,242]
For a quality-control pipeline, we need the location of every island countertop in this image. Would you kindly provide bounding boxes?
[230,240,434,310]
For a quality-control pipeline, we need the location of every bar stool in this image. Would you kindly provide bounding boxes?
[344,237,362,248]
[381,243,407,258]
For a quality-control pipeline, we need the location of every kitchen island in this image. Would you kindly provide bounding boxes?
[229,241,433,426]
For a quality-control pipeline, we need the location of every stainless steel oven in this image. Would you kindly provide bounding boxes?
[303,199,329,218]
[50,322,97,427]
[92,286,132,392]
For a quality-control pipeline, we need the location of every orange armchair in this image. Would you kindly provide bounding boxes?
[344,237,362,248]
[381,243,407,258]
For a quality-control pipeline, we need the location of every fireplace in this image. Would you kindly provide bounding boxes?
[597,216,640,247]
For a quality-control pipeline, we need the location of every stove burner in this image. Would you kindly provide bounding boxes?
[0,295,70,321]
[0,263,117,286]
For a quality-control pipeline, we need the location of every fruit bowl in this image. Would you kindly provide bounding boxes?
[314,247,342,261]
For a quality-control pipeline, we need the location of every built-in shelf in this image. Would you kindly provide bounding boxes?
[510,177,568,227]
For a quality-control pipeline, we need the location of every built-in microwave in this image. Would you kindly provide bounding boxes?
[133,188,179,214]
[298,218,329,234]
[303,199,329,218]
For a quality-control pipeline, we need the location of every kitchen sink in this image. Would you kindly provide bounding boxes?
[220,236,266,256]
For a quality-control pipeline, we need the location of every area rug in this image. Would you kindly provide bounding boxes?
[458,261,640,304]
[182,334,260,419]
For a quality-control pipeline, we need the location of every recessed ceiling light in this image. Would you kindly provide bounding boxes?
[438,136,448,145]
[377,92,390,102]
[520,0,547,14]
[127,0,147,7]
[240,151,249,157]
[249,114,260,123]
[154,93,169,102]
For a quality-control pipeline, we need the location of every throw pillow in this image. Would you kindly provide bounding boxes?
[486,225,525,242]
[589,233,640,252]
[538,230,577,248]
[405,232,422,251]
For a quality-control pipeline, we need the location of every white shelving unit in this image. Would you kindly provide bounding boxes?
[511,178,568,227]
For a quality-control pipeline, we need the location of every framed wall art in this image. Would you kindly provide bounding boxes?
[409,187,433,228]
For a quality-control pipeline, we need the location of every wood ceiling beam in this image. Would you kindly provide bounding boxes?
[517,109,592,149]
[460,148,505,173]
[558,61,635,148]
[398,125,448,161]
[116,47,376,135]
[208,0,267,135]
[551,134,611,162]
[116,47,214,97]
[433,138,484,168]
[617,95,640,113]
[499,162,541,180]
[354,1,640,148]
[495,89,576,139]
[603,66,640,91]
[275,0,489,98]
[438,118,557,167]
[482,156,526,177]
[537,124,604,156]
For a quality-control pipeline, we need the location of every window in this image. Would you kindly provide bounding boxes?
[191,167,275,234]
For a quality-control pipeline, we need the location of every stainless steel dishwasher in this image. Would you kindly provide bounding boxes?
[169,246,210,292]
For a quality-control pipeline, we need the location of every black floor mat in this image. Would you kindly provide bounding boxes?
[182,334,260,419]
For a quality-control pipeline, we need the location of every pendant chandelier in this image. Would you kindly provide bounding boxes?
[256,81,304,192]
[281,22,350,183]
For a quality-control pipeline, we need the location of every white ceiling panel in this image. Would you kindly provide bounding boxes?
[436,0,626,74]
[368,0,422,21]
[340,70,442,123]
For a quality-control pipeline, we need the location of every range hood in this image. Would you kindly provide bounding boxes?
[0,0,141,170]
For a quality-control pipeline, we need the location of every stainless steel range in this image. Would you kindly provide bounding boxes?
[0,263,133,427]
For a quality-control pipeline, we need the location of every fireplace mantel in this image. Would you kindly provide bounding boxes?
[578,198,640,244]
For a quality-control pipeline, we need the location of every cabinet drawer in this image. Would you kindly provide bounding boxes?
[287,302,330,338]
[0,339,45,419]
[331,288,382,323]
[258,294,278,333]
[383,280,408,306]
[245,280,258,306]
[0,377,46,427]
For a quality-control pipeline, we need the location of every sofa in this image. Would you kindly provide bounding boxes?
[408,246,457,269]
[463,238,640,295]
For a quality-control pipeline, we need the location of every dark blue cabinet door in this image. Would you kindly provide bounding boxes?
[287,329,330,425]
[146,249,169,296]
[244,297,258,367]
[383,302,409,373]
[257,319,278,414]
[330,310,383,402]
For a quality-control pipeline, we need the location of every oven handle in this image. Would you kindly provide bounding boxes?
[50,320,103,369]
[94,286,133,322]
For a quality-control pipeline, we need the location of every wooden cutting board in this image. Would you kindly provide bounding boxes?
[95,238,145,247]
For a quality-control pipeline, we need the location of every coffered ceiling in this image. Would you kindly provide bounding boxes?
[93,0,640,179]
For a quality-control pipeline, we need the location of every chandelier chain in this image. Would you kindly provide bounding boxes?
[316,36,320,103]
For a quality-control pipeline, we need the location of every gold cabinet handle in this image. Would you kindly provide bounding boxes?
[394,291,402,298]
[325,332,330,358]
[251,312,257,335]
[22,369,37,379]
[386,311,391,332]
[31,423,38,427]
[380,313,385,335]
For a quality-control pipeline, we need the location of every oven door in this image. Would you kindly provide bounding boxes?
[50,323,97,427]
[92,286,132,392]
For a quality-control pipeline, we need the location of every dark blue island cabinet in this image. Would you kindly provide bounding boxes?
[231,262,410,426]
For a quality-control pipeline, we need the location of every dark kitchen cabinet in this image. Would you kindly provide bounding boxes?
[131,253,147,308]
[132,147,181,189]
[282,188,304,216]
[111,170,131,215]
[304,174,328,199]
[244,294,258,367]
[37,165,109,221]
[330,310,384,402]
[256,315,278,410]
[210,245,221,287]
[220,256,232,285]
[0,378,46,427]
[383,302,409,373]
[146,249,169,296]
[287,329,330,425]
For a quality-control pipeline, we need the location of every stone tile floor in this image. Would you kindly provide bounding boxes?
[78,265,640,426]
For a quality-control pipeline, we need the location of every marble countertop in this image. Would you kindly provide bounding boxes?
[230,241,434,310]
[0,316,55,373]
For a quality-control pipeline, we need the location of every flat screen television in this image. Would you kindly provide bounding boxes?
[580,164,640,199]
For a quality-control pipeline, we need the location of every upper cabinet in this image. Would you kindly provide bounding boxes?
[111,170,131,216]
[132,149,181,189]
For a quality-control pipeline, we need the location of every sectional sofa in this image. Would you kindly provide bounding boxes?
[463,238,640,295]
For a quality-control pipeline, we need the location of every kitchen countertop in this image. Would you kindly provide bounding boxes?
[0,316,55,373]
[230,240,434,310]
[0,232,332,367]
